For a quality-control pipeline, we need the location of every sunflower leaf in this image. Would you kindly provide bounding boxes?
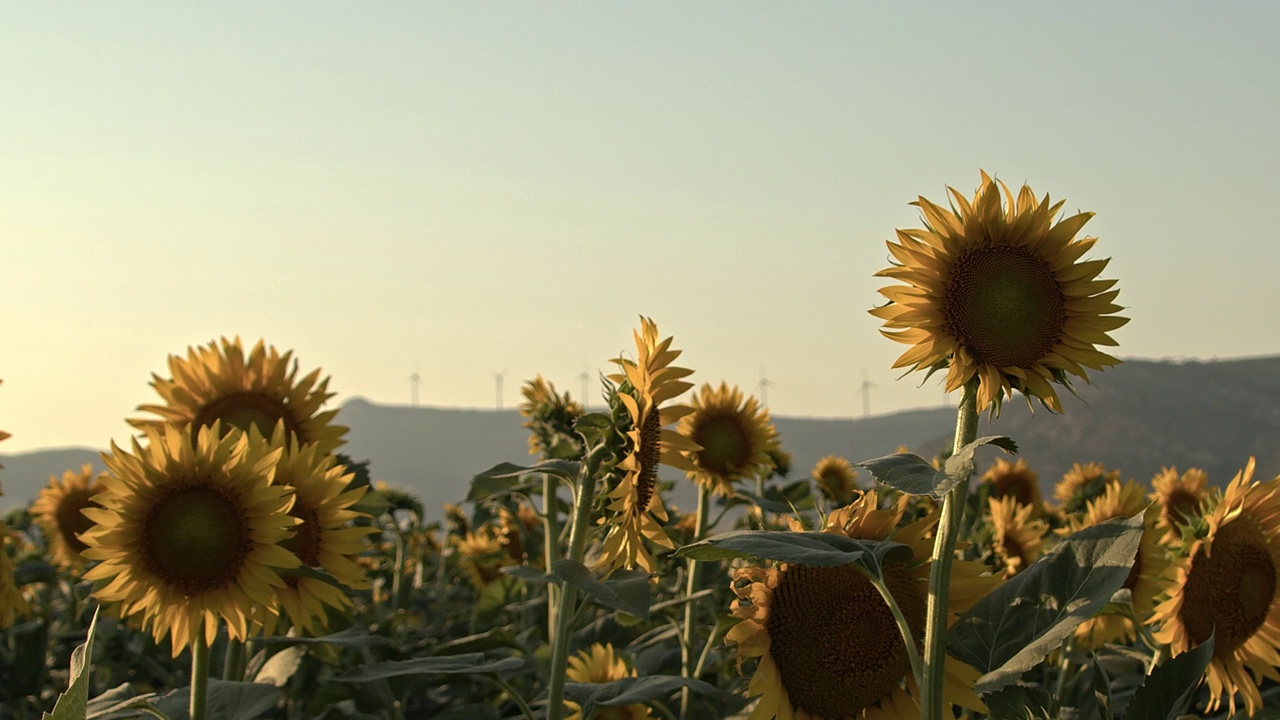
[940,436,1019,495]
[1123,633,1214,720]
[982,685,1061,720]
[468,460,579,502]
[334,653,525,681]
[564,676,719,718]
[949,513,1144,694]
[857,452,940,496]
[146,679,282,720]
[551,560,652,619]
[44,607,99,720]
[675,530,911,578]
[259,626,390,648]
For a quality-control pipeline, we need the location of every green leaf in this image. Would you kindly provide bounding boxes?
[859,436,1017,498]
[574,412,615,447]
[551,561,652,619]
[983,685,1061,720]
[949,513,1145,693]
[45,607,99,720]
[258,626,389,648]
[476,574,523,622]
[334,654,525,681]
[564,676,719,718]
[942,436,1019,495]
[1095,656,1114,720]
[675,530,911,577]
[147,680,282,720]
[432,627,521,655]
[468,461,580,502]
[734,479,816,513]
[1124,634,1214,720]
[501,565,554,584]
[253,647,303,688]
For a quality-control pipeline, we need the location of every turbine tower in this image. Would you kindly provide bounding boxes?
[409,366,421,407]
[578,371,591,409]
[855,369,878,419]
[757,366,777,407]
[492,370,505,410]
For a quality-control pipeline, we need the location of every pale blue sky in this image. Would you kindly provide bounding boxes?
[3,3,1278,452]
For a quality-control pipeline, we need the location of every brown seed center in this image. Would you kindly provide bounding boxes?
[1164,488,1200,527]
[635,408,662,513]
[765,561,925,717]
[693,415,750,478]
[992,475,1035,505]
[1180,519,1277,654]
[281,500,322,567]
[944,244,1067,369]
[141,482,250,596]
[55,488,100,554]
[191,391,300,440]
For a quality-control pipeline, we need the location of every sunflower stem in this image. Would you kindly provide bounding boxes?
[921,378,978,720]
[190,632,210,720]
[221,637,246,681]
[867,571,924,690]
[545,458,599,720]
[543,472,561,639]
[679,483,711,718]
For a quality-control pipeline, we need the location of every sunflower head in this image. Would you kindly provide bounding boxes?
[596,317,701,572]
[1152,458,1280,716]
[1055,461,1120,515]
[726,490,998,719]
[872,171,1127,416]
[811,455,859,506]
[679,382,779,497]
[454,525,516,591]
[82,423,301,655]
[30,464,105,569]
[988,496,1048,578]
[1149,466,1210,544]
[979,458,1042,508]
[130,337,347,455]
[565,644,655,720]
[519,375,585,458]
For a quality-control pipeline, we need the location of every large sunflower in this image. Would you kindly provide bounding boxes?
[257,429,373,636]
[30,464,105,569]
[81,424,301,655]
[597,317,701,572]
[726,490,998,719]
[812,455,859,506]
[1152,458,1280,716]
[679,382,779,497]
[979,458,1042,508]
[871,171,1126,415]
[565,643,655,720]
[130,337,347,454]
[1054,461,1120,515]
[1149,466,1210,544]
[988,496,1047,578]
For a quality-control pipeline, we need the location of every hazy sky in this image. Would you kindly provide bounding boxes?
[3,3,1278,453]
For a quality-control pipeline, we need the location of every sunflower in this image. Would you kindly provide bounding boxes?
[979,458,1042,508]
[767,448,793,479]
[871,171,1126,416]
[726,489,998,719]
[1152,458,1280,716]
[81,424,301,655]
[597,317,701,572]
[812,456,859,506]
[1054,461,1120,515]
[130,337,347,454]
[988,496,1047,578]
[257,429,373,636]
[30,464,104,569]
[679,382,779,497]
[454,525,516,591]
[1149,466,1210,544]
[519,375,585,458]
[0,522,31,629]
[564,643,656,720]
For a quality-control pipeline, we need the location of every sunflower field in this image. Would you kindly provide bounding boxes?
[4,172,1279,720]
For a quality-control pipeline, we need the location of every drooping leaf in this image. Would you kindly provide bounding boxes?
[468,461,580,502]
[564,675,719,718]
[254,647,304,688]
[44,607,99,720]
[259,626,389,648]
[551,560,653,619]
[859,436,1017,498]
[941,436,1019,495]
[1124,634,1214,720]
[146,680,283,720]
[676,530,911,579]
[949,513,1145,693]
[983,684,1061,720]
[335,654,525,681]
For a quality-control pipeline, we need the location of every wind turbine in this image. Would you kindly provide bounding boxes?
[578,371,591,409]
[492,370,505,410]
[409,365,421,407]
[855,369,878,419]
[757,366,777,407]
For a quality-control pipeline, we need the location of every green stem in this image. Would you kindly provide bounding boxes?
[484,674,537,720]
[221,637,245,681]
[868,572,924,689]
[680,484,711,718]
[190,632,210,720]
[391,529,405,611]
[545,462,599,720]
[920,378,978,720]
[544,472,561,638]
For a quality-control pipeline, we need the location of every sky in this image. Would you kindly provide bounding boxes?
[3,3,1278,453]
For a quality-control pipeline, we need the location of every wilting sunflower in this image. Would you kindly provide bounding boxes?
[726,489,998,719]
[980,458,1042,508]
[679,382,778,497]
[1149,466,1210,544]
[1152,458,1280,717]
[82,424,300,655]
[597,317,701,572]
[131,337,347,454]
[257,429,373,635]
[564,643,655,720]
[0,522,31,629]
[871,171,1126,416]
[30,464,104,569]
[1054,461,1120,515]
[988,496,1047,578]
[519,375,585,458]
[812,455,859,506]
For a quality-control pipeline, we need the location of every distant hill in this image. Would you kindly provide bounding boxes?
[3,356,1278,518]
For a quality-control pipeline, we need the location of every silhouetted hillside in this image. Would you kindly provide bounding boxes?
[3,356,1277,518]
